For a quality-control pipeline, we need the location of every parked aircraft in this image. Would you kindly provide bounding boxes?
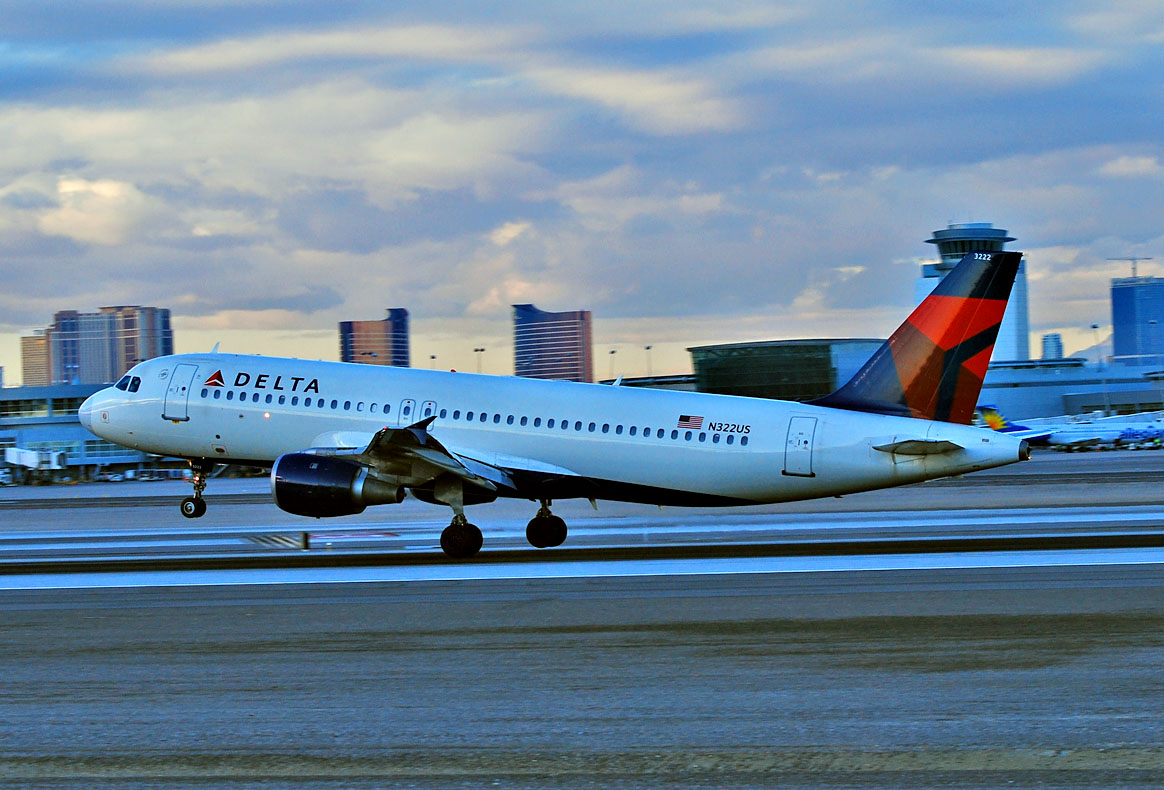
[80,251,1028,558]
[977,405,1164,447]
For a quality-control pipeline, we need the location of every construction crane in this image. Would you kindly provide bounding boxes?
[1107,256,1154,277]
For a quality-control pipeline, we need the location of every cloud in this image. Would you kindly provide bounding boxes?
[524,65,743,134]
[129,24,530,75]
[37,178,160,245]
[1098,155,1164,178]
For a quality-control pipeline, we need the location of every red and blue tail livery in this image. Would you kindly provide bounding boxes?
[812,251,1022,424]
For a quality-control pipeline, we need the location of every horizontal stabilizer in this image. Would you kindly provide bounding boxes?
[873,439,963,455]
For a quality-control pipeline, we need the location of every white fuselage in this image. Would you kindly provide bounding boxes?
[81,353,1026,507]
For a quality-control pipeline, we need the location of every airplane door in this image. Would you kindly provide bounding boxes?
[420,400,438,419]
[398,399,416,426]
[783,416,817,477]
[162,363,199,422]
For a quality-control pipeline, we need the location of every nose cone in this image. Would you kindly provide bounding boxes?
[79,393,96,431]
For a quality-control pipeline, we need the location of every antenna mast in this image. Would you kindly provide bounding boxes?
[1107,256,1154,277]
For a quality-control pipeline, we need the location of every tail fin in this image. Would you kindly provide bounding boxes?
[976,404,1030,432]
[811,250,1022,424]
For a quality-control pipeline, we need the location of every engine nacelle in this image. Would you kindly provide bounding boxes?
[270,453,405,518]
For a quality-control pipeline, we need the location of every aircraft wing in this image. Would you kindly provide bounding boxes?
[308,418,513,493]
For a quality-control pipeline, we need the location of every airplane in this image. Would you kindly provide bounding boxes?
[80,250,1029,559]
[977,404,1164,448]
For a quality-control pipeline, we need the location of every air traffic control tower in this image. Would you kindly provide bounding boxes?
[919,222,1029,361]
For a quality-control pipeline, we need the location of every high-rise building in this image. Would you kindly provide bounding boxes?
[21,332,50,387]
[1111,277,1164,365]
[513,304,593,382]
[339,308,410,367]
[1041,333,1064,360]
[919,222,1029,361]
[28,307,172,386]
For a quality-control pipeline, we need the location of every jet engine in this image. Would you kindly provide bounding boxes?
[271,453,405,518]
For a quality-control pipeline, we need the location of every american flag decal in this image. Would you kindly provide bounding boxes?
[677,415,704,429]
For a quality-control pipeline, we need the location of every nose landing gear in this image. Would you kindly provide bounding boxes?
[179,460,212,519]
[526,501,567,548]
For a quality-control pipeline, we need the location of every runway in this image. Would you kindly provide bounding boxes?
[3,450,1164,786]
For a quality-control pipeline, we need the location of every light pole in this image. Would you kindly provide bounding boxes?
[1150,320,1163,411]
[473,347,485,374]
[429,354,437,369]
[644,345,653,378]
[1091,323,1112,415]
[609,349,617,380]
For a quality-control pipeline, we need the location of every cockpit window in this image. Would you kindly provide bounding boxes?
[128,376,141,393]
[115,376,131,391]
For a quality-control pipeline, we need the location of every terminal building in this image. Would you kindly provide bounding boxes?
[0,383,150,482]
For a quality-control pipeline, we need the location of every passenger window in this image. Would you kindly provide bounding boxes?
[684,431,692,441]
[331,399,338,409]
[507,415,514,425]
[670,430,678,439]
[575,421,582,431]
[534,417,541,427]
[384,404,390,414]
[601,424,609,433]
[278,395,286,405]
[344,401,351,411]
[252,393,260,403]
[520,416,527,426]
[265,394,273,404]
[201,388,208,398]
[403,405,411,417]
[588,423,596,432]
[547,419,555,428]
[467,411,474,421]
[741,436,749,447]
[615,425,623,435]
[629,426,637,436]
[356,402,364,412]
[712,434,720,444]
[698,432,706,442]
[440,409,447,418]
[305,397,312,407]
[494,414,501,424]
[318,400,326,409]
[453,410,461,419]
[214,389,222,400]
[291,396,299,406]
[370,403,378,413]
[657,428,664,438]
[226,391,234,401]
[480,413,487,423]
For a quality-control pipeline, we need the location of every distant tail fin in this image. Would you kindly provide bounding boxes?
[811,250,1022,424]
[976,404,1029,432]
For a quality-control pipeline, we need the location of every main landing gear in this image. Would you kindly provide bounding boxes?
[440,513,483,559]
[179,460,212,519]
[437,499,569,559]
[526,500,567,548]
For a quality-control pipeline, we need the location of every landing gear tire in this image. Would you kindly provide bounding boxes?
[526,514,567,548]
[180,496,206,519]
[440,520,483,559]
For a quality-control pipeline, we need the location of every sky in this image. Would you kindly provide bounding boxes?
[2,1,1163,384]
